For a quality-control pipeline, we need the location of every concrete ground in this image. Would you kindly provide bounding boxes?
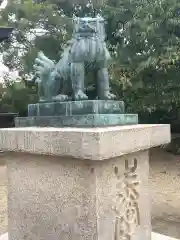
[150,148,180,239]
[152,232,178,240]
[0,148,180,238]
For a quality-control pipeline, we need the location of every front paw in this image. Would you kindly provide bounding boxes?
[74,90,88,100]
[52,94,69,101]
[102,92,116,100]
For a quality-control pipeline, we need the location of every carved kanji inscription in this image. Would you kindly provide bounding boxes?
[113,158,140,240]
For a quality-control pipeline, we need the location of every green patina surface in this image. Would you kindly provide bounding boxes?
[15,16,138,128]
[33,16,116,102]
[15,114,138,128]
[16,100,138,127]
[28,100,125,117]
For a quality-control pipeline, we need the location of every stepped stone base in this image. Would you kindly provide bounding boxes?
[16,100,138,127]
[15,114,138,127]
[28,100,125,117]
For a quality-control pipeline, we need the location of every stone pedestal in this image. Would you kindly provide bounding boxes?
[0,124,170,240]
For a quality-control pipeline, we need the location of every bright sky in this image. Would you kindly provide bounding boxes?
[0,0,42,82]
[0,55,9,83]
[0,0,7,9]
[0,0,12,82]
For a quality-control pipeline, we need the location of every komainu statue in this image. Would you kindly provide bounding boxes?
[33,16,116,102]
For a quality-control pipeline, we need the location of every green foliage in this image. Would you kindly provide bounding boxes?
[1,0,180,122]
[0,0,72,74]
[101,0,180,122]
[0,75,38,115]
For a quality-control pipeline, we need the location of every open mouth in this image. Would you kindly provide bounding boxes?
[78,24,96,33]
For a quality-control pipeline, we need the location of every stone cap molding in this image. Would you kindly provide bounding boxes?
[0,124,170,160]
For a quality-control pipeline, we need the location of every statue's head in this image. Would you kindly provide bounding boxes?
[70,15,110,63]
[73,16,106,41]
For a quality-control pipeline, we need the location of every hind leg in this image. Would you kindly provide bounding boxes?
[47,71,69,101]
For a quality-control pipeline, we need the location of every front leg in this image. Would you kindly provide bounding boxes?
[71,62,88,100]
[97,67,116,100]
